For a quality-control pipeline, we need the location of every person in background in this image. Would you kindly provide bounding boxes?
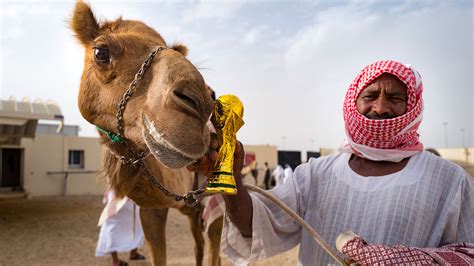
[96,189,146,266]
[271,164,285,187]
[263,162,272,189]
[250,162,259,186]
[283,164,293,184]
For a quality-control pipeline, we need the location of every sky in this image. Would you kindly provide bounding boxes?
[1,0,473,155]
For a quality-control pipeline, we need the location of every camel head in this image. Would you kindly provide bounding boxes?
[71,1,213,169]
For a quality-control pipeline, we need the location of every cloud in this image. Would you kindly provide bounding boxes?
[182,0,249,22]
[241,26,266,46]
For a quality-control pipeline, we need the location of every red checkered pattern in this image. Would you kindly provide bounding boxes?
[343,60,424,150]
[342,237,474,265]
[201,194,225,232]
[342,237,435,265]
[421,243,474,265]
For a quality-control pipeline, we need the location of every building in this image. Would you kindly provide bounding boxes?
[242,144,278,187]
[437,148,474,176]
[0,98,103,197]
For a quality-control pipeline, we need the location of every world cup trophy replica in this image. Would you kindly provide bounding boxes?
[205,94,244,195]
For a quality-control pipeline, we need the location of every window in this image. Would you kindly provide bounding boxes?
[68,150,84,169]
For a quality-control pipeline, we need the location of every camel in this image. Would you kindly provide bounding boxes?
[71,2,223,265]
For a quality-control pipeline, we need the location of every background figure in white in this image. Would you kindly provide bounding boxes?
[96,190,146,266]
[271,165,285,186]
[283,164,293,184]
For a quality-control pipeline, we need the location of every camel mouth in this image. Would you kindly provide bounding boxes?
[141,113,196,169]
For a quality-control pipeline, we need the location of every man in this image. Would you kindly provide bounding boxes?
[96,189,146,266]
[188,60,473,265]
[271,164,285,186]
[263,162,271,189]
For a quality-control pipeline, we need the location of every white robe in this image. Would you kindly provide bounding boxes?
[283,166,293,184]
[221,151,474,265]
[95,192,144,256]
[272,165,285,186]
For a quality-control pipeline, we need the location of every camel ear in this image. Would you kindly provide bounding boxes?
[71,1,100,45]
[171,44,188,56]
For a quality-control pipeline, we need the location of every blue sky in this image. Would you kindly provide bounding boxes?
[1,0,473,153]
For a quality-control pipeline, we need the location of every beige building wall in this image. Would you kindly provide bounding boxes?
[19,135,104,196]
[320,148,338,157]
[243,144,278,187]
[437,148,474,176]
[10,137,280,196]
[64,136,105,195]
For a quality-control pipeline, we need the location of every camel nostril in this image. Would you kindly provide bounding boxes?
[173,90,199,112]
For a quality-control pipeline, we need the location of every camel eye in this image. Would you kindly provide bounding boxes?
[94,46,110,64]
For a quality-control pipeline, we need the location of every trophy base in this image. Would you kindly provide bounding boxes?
[205,186,238,195]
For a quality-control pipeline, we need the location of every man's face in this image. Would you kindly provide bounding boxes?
[356,73,408,119]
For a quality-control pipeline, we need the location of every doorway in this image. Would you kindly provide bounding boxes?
[1,148,22,190]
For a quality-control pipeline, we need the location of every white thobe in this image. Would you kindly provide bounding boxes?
[272,166,285,186]
[96,193,144,256]
[284,167,294,184]
[221,151,474,265]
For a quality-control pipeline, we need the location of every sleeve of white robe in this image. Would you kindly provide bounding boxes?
[457,174,474,243]
[442,171,474,244]
[221,162,312,265]
[435,164,474,246]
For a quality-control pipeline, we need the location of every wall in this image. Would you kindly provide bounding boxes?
[437,148,474,176]
[243,144,278,187]
[64,136,104,195]
[20,135,104,196]
[320,148,338,157]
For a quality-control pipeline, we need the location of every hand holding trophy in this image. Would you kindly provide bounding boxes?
[205,94,244,195]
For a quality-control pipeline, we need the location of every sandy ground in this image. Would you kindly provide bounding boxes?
[0,195,297,266]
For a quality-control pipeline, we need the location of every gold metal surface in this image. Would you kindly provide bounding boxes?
[205,94,244,195]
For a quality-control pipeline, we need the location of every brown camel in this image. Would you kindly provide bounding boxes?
[71,2,223,265]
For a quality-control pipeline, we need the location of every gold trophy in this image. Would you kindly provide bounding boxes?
[205,94,244,195]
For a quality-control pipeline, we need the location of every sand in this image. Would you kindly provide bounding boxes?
[0,195,297,266]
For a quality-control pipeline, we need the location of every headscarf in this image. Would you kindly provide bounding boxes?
[339,60,424,162]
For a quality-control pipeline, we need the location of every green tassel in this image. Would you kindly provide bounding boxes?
[96,126,124,143]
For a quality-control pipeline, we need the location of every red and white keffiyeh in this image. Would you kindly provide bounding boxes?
[340,60,424,162]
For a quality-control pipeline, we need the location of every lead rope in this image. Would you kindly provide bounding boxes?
[243,183,349,266]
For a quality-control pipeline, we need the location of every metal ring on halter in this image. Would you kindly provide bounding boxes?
[183,189,206,207]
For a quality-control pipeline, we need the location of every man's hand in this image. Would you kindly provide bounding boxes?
[232,141,245,181]
[186,133,219,177]
[186,133,245,180]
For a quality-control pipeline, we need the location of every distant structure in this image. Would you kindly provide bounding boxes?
[0,97,64,145]
[0,97,102,197]
[277,150,301,170]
